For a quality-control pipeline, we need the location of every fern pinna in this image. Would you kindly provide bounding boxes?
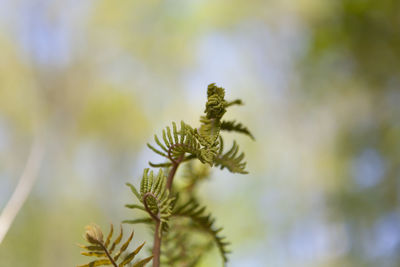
[124,84,253,266]
[78,224,153,267]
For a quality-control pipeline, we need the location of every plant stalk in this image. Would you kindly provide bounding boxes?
[166,155,184,190]
[99,242,117,267]
[152,220,162,267]
[152,154,184,267]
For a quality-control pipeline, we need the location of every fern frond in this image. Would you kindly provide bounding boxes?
[196,116,221,148]
[78,83,253,267]
[147,121,198,160]
[172,199,231,263]
[148,85,244,168]
[140,169,174,222]
[215,138,248,174]
[77,224,152,267]
[125,169,174,235]
[220,120,254,140]
[204,83,227,120]
[195,83,227,158]
[148,121,216,166]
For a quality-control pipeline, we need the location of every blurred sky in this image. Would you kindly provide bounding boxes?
[0,0,399,266]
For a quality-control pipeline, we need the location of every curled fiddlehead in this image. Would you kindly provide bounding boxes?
[124,169,174,236]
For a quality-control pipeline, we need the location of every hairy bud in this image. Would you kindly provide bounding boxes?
[84,224,104,244]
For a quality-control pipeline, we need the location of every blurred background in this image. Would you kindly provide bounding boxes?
[0,0,399,266]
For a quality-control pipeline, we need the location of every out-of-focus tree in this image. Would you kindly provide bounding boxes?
[302,0,400,266]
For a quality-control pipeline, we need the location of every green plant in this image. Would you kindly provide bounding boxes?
[77,84,253,266]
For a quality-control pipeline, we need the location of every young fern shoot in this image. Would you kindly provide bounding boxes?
[124,84,254,266]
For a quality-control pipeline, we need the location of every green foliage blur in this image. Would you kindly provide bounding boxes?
[0,0,399,266]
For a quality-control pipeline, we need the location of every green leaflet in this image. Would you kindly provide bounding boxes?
[77,224,151,267]
[81,251,107,257]
[124,204,145,211]
[220,120,255,140]
[215,138,248,174]
[120,242,145,266]
[113,231,134,261]
[122,218,153,225]
[77,259,111,267]
[104,224,113,249]
[78,244,103,251]
[109,225,123,254]
[131,256,154,267]
[226,99,243,107]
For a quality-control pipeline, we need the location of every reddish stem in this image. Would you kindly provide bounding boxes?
[99,242,117,267]
[152,150,184,267]
[166,155,183,190]
[143,193,162,267]
[152,220,162,267]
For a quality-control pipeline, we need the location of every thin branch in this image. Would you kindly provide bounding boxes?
[144,193,162,267]
[142,192,162,267]
[99,242,118,267]
[166,154,184,190]
[0,138,44,244]
[167,144,183,165]
[152,150,184,267]
[152,220,162,267]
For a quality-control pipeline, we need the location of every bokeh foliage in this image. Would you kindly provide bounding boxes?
[0,0,399,266]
